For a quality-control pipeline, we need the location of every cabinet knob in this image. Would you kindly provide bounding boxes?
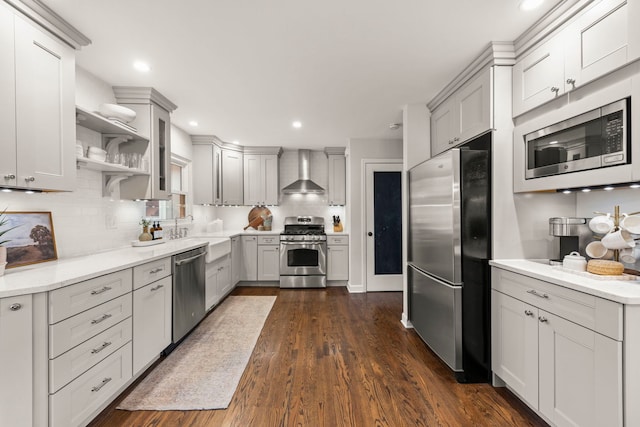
[448,140,454,145]
[524,310,534,317]
[24,176,35,182]
[453,137,460,142]
[9,303,22,311]
[566,78,576,87]
[538,316,548,323]
[4,174,15,180]
[550,86,560,94]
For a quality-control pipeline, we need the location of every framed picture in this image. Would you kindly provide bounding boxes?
[1,212,58,268]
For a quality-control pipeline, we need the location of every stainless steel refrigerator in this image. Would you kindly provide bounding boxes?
[408,133,491,383]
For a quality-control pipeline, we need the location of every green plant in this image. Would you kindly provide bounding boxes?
[139,218,152,228]
[0,208,18,246]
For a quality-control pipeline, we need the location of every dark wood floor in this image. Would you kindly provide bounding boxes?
[89,287,546,427]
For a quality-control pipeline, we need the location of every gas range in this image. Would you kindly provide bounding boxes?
[280,216,326,242]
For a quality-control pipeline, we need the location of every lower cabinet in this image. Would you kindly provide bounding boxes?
[327,235,349,281]
[240,236,258,281]
[132,276,172,375]
[0,294,35,427]
[491,268,623,427]
[231,236,241,285]
[257,236,280,281]
[206,255,231,310]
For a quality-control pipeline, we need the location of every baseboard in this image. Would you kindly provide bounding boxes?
[401,312,413,328]
[327,280,348,287]
[346,281,365,293]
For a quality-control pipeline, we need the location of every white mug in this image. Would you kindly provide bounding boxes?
[621,214,640,235]
[589,214,615,234]
[620,247,640,264]
[601,229,636,250]
[585,241,614,259]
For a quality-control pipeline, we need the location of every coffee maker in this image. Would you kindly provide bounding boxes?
[549,217,592,262]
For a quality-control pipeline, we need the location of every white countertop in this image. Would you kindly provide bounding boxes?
[490,259,640,304]
[0,238,210,299]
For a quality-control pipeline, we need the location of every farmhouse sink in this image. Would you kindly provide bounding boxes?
[194,236,231,262]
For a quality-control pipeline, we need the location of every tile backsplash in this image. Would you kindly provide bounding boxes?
[1,167,146,259]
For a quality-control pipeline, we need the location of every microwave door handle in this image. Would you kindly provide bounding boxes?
[526,108,601,141]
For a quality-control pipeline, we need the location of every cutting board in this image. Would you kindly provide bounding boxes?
[244,207,271,230]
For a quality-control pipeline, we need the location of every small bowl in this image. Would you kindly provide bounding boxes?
[98,103,137,123]
[88,152,107,162]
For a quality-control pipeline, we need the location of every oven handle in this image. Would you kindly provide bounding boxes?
[279,241,326,245]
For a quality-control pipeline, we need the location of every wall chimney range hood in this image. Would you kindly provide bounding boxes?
[282,150,324,194]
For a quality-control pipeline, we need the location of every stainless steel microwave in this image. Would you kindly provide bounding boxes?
[525,98,629,179]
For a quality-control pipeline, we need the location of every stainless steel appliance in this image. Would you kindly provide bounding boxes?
[280,216,327,288]
[408,133,491,383]
[172,246,206,343]
[549,217,592,262]
[524,98,629,179]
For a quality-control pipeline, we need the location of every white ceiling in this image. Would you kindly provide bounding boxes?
[46,0,559,149]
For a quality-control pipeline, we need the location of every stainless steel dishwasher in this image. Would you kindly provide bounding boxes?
[172,246,206,344]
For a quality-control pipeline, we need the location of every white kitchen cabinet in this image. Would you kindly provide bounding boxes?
[327,235,349,281]
[0,294,34,427]
[240,235,258,281]
[0,11,76,191]
[325,148,346,206]
[205,254,231,310]
[513,0,633,117]
[132,276,172,375]
[491,268,623,427]
[221,147,244,205]
[257,236,280,281]
[192,142,222,205]
[430,67,492,156]
[114,87,177,200]
[244,153,280,206]
[231,236,241,285]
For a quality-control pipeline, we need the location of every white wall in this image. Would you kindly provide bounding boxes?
[347,138,403,292]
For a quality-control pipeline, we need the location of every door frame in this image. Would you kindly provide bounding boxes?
[361,158,403,292]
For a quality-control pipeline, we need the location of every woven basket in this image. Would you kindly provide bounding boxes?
[587,260,625,276]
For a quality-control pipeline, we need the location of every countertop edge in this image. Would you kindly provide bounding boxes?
[490,259,640,305]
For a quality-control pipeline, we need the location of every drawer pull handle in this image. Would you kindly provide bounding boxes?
[538,316,549,323]
[91,313,112,325]
[91,341,112,354]
[9,303,22,311]
[149,268,163,274]
[91,286,112,295]
[150,284,164,291]
[91,377,112,392]
[524,310,534,317]
[527,289,549,299]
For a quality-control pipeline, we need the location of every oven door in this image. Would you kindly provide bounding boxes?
[279,241,327,276]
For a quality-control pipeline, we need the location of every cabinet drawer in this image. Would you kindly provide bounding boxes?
[49,269,132,324]
[49,294,132,358]
[492,268,622,340]
[327,235,348,245]
[49,317,132,394]
[49,342,132,427]
[257,235,279,245]
[132,257,171,290]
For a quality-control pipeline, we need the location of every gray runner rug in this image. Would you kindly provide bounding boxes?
[118,295,276,411]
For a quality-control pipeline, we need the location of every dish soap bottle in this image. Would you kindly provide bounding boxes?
[155,222,163,239]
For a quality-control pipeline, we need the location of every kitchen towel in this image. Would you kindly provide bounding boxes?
[117,295,276,411]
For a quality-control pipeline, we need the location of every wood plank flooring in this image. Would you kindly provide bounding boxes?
[89,287,546,427]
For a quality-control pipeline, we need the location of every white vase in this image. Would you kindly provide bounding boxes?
[0,246,6,264]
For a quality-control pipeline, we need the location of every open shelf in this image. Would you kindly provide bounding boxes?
[76,156,149,175]
[75,106,148,141]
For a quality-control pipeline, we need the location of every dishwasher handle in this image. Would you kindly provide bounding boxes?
[174,251,206,266]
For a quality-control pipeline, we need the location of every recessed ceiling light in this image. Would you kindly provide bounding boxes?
[1,188,12,193]
[581,188,591,192]
[562,190,572,194]
[189,120,198,127]
[604,186,614,191]
[133,61,151,73]
[292,121,302,129]
[630,184,640,189]
[519,0,544,11]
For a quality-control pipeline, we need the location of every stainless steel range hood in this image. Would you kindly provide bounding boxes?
[282,150,324,194]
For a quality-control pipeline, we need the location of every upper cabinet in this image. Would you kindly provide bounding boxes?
[429,61,495,156]
[1,6,76,191]
[192,141,222,205]
[513,0,636,117]
[325,147,346,206]
[221,146,244,205]
[243,147,282,206]
[113,87,177,200]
